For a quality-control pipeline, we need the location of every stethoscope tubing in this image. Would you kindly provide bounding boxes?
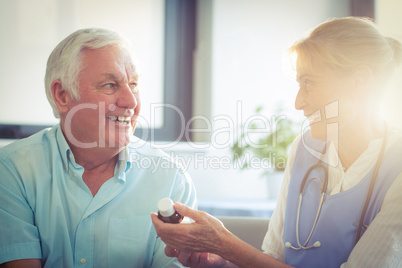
[287,145,328,250]
[295,193,325,250]
[288,125,388,250]
[354,125,388,244]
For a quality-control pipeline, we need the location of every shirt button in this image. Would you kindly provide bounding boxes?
[80,258,86,264]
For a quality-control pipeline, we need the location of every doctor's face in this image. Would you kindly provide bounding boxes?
[63,45,141,149]
[294,61,359,141]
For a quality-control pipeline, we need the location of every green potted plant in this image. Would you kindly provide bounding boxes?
[231,105,300,198]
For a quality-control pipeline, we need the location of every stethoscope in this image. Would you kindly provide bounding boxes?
[285,126,388,250]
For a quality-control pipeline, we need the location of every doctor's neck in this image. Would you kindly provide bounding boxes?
[334,116,385,171]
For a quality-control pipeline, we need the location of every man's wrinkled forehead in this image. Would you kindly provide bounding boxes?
[116,46,140,80]
[81,45,140,76]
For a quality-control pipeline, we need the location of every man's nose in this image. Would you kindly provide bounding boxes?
[116,85,137,110]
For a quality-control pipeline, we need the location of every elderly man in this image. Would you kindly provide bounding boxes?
[0,28,196,267]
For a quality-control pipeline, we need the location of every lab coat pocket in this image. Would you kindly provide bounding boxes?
[109,215,152,267]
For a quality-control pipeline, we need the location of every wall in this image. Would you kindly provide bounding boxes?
[192,0,349,146]
[376,0,402,130]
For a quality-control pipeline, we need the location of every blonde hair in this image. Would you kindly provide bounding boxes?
[44,28,133,118]
[289,17,402,79]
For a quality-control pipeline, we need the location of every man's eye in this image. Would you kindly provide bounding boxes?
[130,83,139,93]
[104,83,117,88]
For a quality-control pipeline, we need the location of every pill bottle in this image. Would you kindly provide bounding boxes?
[157,198,183,224]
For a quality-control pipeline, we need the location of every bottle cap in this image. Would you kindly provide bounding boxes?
[158,198,175,217]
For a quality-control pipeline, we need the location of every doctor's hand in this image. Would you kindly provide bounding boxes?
[164,246,232,268]
[151,202,232,255]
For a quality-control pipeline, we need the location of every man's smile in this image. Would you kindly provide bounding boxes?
[108,115,131,126]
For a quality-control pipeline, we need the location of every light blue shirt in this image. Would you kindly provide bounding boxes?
[0,124,197,267]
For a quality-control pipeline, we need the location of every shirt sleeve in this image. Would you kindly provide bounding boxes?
[261,135,301,262]
[0,157,42,264]
[150,167,197,268]
[171,168,198,210]
[341,172,402,268]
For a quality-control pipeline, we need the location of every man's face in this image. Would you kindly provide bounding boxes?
[63,45,141,150]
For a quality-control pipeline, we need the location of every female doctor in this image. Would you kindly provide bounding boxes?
[151,17,402,267]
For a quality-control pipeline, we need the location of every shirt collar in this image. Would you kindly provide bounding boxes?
[56,123,133,177]
[55,124,74,172]
[115,146,133,182]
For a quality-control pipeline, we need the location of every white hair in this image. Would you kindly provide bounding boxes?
[44,28,133,118]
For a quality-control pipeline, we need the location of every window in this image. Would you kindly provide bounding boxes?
[0,0,195,141]
[185,0,352,217]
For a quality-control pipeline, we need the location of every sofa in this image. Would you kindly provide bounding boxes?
[217,216,270,251]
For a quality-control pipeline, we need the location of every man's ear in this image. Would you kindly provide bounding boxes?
[51,80,72,114]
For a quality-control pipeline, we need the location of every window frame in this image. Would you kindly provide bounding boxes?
[134,0,196,142]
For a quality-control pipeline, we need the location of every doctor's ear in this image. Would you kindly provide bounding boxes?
[51,80,72,114]
[353,65,373,93]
